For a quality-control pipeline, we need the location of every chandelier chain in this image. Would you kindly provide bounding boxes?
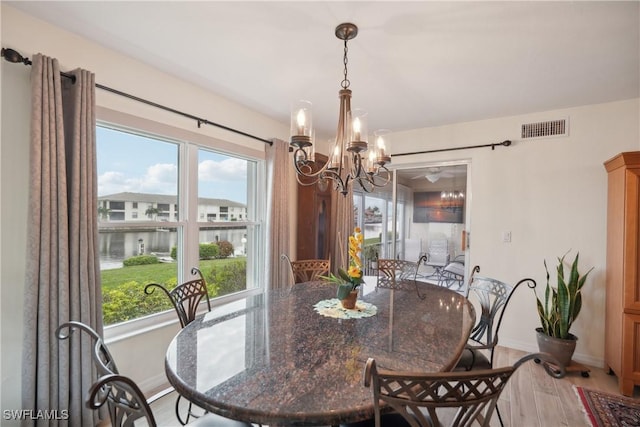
[341,39,350,89]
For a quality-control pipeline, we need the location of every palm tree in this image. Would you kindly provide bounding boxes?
[98,206,111,220]
[145,206,162,220]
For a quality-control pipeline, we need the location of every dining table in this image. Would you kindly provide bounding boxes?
[165,279,476,426]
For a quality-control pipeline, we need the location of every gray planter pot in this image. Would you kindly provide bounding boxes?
[535,327,577,367]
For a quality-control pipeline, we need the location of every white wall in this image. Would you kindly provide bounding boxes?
[390,99,640,366]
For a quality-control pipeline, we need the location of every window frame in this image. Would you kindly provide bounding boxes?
[353,184,409,260]
[96,107,266,342]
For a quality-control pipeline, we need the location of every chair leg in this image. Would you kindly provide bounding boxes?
[175,394,208,425]
[496,401,505,427]
[175,394,191,425]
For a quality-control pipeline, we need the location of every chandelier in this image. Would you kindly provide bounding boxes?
[441,190,464,209]
[289,23,391,195]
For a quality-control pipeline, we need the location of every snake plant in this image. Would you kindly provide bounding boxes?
[533,252,593,339]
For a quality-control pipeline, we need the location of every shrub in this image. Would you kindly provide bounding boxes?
[103,280,163,324]
[216,240,234,258]
[100,260,247,325]
[170,242,233,259]
[200,243,219,259]
[204,260,246,296]
[123,255,159,267]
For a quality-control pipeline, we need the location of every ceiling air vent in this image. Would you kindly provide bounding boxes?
[521,118,568,139]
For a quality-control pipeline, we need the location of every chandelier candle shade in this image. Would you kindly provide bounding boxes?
[289,23,391,195]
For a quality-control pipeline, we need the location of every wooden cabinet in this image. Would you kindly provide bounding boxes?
[604,151,640,396]
[296,154,332,260]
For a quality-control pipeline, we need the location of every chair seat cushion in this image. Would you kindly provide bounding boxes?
[189,412,252,427]
[454,348,491,371]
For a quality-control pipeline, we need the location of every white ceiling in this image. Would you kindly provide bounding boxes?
[7,1,640,139]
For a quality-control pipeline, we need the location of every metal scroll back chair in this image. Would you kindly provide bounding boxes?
[423,239,450,277]
[87,374,157,427]
[363,353,565,427]
[456,275,534,372]
[144,267,220,425]
[144,267,211,328]
[281,254,331,284]
[56,321,118,377]
[376,258,425,299]
[86,373,250,427]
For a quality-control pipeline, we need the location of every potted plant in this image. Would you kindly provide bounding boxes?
[531,251,593,367]
[322,227,365,309]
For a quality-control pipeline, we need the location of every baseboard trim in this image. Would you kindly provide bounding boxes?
[147,386,174,404]
[499,339,604,369]
[137,373,172,399]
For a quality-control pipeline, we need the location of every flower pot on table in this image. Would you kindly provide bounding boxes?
[341,290,358,309]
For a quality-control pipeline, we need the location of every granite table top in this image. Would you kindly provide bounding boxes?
[165,280,476,426]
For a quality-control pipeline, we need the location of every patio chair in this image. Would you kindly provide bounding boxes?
[376,258,425,299]
[421,239,450,281]
[145,267,218,425]
[363,352,565,427]
[144,267,211,329]
[56,321,118,376]
[456,276,534,371]
[281,253,331,284]
[453,275,535,426]
[438,255,465,290]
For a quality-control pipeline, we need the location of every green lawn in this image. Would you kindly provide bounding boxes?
[101,258,242,291]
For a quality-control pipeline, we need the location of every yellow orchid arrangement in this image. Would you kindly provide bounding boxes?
[322,227,365,299]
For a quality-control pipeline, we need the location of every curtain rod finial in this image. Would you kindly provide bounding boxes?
[1,47,31,65]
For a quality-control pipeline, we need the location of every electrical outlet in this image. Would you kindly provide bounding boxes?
[502,231,511,243]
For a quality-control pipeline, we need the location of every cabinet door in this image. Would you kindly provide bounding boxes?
[621,312,640,396]
[296,154,331,260]
[624,168,640,312]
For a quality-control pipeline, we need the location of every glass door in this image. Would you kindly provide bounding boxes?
[391,163,470,293]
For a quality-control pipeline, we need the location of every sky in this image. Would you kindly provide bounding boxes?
[97,126,248,203]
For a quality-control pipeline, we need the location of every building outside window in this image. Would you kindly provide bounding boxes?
[97,124,263,328]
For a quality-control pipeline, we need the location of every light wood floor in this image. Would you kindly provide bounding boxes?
[150,346,639,427]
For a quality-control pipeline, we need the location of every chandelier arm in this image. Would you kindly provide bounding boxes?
[292,148,331,179]
[321,169,347,194]
[374,166,392,187]
[340,174,353,195]
[356,175,375,193]
[294,174,321,187]
[351,149,364,179]
[356,166,391,193]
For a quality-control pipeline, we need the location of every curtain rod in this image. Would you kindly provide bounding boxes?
[1,47,273,146]
[392,139,512,157]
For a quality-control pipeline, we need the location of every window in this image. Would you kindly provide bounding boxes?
[97,124,263,327]
[197,148,258,295]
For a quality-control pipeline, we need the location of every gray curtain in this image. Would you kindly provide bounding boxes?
[331,185,354,273]
[265,138,292,290]
[22,54,101,426]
